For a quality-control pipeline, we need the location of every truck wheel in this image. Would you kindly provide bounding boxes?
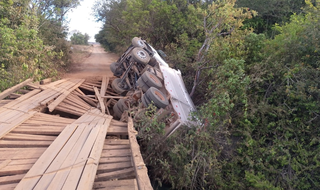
[110,62,119,74]
[141,94,149,107]
[132,48,150,65]
[145,87,169,109]
[111,78,128,94]
[117,99,129,112]
[141,71,162,89]
[113,103,122,119]
[137,77,149,92]
[132,37,146,48]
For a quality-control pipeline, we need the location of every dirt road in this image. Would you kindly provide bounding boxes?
[64,44,119,78]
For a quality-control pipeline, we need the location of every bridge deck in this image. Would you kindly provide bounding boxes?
[0,78,152,190]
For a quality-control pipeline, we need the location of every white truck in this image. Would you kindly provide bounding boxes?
[110,37,196,136]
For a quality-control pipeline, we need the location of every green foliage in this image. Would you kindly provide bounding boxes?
[70,32,90,45]
[0,0,80,92]
[96,0,320,189]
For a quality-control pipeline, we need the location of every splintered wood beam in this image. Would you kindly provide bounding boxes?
[100,76,109,97]
[128,118,153,190]
[0,79,33,101]
[47,79,85,112]
[94,87,105,114]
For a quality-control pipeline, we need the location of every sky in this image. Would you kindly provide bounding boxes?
[66,0,102,42]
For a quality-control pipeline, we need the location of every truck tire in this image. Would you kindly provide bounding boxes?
[117,99,129,112]
[137,77,149,92]
[145,87,169,109]
[110,62,119,74]
[132,37,146,48]
[141,71,163,89]
[111,78,128,94]
[131,48,150,65]
[141,94,150,107]
[113,103,122,119]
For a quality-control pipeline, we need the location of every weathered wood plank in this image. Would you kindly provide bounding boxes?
[97,162,132,174]
[93,179,137,189]
[0,140,52,148]
[0,173,25,185]
[94,87,105,114]
[2,133,56,141]
[0,79,32,101]
[48,79,85,112]
[128,117,153,190]
[95,168,135,182]
[77,115,112,190]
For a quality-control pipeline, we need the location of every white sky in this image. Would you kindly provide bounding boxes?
[66,0,102,42]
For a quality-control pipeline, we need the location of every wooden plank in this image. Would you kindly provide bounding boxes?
[0,164,33,176]
[100,76,108,97]
[2,133,56,141]
[14,109,101,190]
[8,159,38,166]
[107,126,128,135]
[0,111,37,139]
[77,115,112,190]
[0,140,52,148]
[101,149,131,158]
[97,162,132,174]
[34,123,91,190]
[0,183,18,190]
[103,144,130,150]
[93,179,137,189]
[47,79,85,112]
[94,87,105,114]
[95,168,135,182]
[128,117,153,190]
[0,79,32,101]
[0,148,46,160]
[0,173,25,185]
[104,139,130,145]
[40,78,52,85]
[14,124,79,190]
[99,157,131,164]
[61,117,106,190]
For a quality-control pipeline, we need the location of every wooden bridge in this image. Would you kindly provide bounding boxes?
[0,77,152,190]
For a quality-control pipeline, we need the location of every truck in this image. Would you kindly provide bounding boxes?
[110,37,196,136]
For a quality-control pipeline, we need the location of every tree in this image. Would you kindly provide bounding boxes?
[70,32,90,45]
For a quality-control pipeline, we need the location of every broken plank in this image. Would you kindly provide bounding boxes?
[47,79,85,112]
[94,87,105,114]
[0,79,33,101]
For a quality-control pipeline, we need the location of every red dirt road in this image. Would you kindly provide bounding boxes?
[64,44,118,78]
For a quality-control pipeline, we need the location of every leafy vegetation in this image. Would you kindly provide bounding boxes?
[95,0,320,189]
[0,0,80,92]
[70,32,90,45]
